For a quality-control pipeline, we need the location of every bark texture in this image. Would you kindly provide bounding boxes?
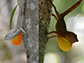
[39,0,52,63]
[18,0,52,63]
[22,0,39,63]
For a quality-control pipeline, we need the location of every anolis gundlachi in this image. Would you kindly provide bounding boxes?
[4,0,25,45]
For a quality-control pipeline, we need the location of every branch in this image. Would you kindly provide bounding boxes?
[18,0,52,63]
[22,0,39,63]
[39,0,52,63]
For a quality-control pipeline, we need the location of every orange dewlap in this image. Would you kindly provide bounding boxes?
[11,31,22,45]
[57,35,72,51]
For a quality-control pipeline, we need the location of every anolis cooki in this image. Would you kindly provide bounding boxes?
[4,0,25,45]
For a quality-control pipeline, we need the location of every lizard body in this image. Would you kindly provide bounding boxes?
[4,0,25,45]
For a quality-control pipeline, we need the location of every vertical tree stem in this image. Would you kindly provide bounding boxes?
[39,0,52,63]
[19,0,52,63]
[23,0,39,63]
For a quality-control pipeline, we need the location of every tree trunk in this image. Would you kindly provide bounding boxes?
[19,0,52,63]
[39,0,52,63]
[22,0,39,63]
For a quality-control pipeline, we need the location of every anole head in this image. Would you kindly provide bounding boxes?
[4,28,24,40]
[4,33,15,40]
[4,28,18,40]
[4,30,22,45]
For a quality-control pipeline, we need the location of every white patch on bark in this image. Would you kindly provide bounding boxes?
[34,49,37,53]
[26,17,31,29]
[42,20,45,23]
[36,25,39,32]
[30,3,35,10]
[36,14,38,18]
[27,38,32,48]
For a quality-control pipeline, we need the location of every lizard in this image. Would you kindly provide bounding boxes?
[4,0,25,45]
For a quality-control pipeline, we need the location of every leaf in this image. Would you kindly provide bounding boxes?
[10,5,18,30]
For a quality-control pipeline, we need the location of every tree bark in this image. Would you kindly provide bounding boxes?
[22,0,39,63]
[18,0,52,63]
[39,0,52,63]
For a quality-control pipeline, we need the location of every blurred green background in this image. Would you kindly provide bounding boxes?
[0,0,84,63]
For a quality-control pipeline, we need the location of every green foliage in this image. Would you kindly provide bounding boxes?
[10,5,18,30]
[53,0,82,16]
[82,4,84,13]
